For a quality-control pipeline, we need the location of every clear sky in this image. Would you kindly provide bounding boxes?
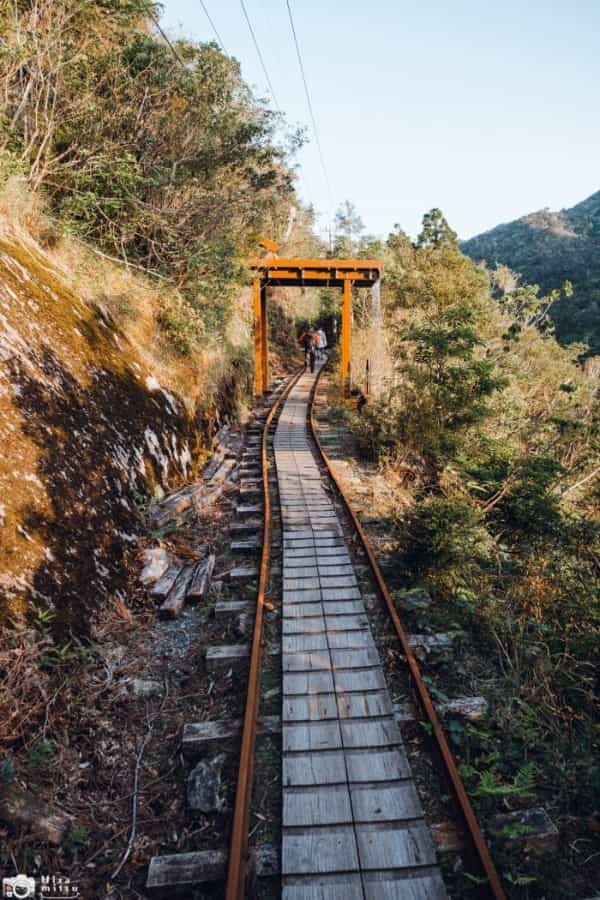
[160,0,600,241]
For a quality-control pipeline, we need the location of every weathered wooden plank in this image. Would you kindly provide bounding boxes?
[236,504,263,517]
[355,821,436,870]
[408,633,454,652]
[362,869,448,900]
[282,650,332,672]
[284,577,321,591]
[282,873,363,900]
[146,845,278,894]
[318,564,355,576]
[345,747,411,782]
[324,614,369,632]
[319,575,358,589]
[327,630,375,650]
[230,538,261,553]
[158,564,196,618]
[283,616,326,635]
[333,668,386,693]
[281,825,359,875]
[283,750,346,786]
[283,634,329,653]
[286,566,320,579]
[226,565,258,582]
[321,587,361,601]
[283,671,335,695]
[350,780,422,822]
[283,602,324,618]
[337,691,393,719]
[149,563,181,600]
[283,784,353,826]
[214,599,249,618]
[340,717,402,749]
[180,717,285,758]
[283,695,339,722]
[284,589,323,604]
[321,600,364,616]
[186,554,215,601]
[205,644,248,670]
[283,721,342,752]
[330,647,381,669]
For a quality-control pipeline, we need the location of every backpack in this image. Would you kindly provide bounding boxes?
[302,332,314,351]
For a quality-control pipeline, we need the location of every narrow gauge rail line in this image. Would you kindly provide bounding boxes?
[309,366,507,900]
[226,366,304,900]
[225,363,506,899]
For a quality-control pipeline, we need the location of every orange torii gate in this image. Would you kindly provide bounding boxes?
[249,250,382,396]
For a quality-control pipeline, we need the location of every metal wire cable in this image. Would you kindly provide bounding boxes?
[239,0,282,113]
[285,0,334,221]
[149,11,187,68]
[199,0,228,53]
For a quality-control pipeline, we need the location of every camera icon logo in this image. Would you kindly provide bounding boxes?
[2,875,36,899]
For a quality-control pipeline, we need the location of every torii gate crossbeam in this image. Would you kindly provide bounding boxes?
[249,257,383,396]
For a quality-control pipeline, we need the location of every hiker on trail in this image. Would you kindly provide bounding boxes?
[317,327,328,360]
[313,329,321,360]
[298,326,316,373]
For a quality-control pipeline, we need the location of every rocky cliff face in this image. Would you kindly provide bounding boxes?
[0,224,202,631]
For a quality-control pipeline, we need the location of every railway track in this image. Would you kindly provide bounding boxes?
[147,363,507,899]
[147,369,505,900]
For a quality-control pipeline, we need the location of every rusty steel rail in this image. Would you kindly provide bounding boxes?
[225,368,304,900]
[308,366,507,900]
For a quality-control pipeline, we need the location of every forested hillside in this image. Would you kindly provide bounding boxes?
[0,0,318,626]
[462,191,600,355]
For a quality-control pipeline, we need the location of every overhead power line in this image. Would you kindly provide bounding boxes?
[285,0,334,223]
[149,11,187,69]
[199,0,228,53]
[239,0,281,113]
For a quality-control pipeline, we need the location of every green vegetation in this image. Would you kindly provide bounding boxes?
[352,212,599,896]
[462,191,600,354]
[0,0,305,349]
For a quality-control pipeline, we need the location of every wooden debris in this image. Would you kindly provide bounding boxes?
[159,564,196,618]
[439,696,487,720]
[205,644,249,670]
[182,716,281,757]
[226,564,258,582]
[149,563,182,600]
[202,448,226,480]
[230,538,261,554]
[186,554,216,602]
[214,599,250,618]
[146,843,278,895]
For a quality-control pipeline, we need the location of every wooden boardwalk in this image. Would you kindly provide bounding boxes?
[274,368,448,899]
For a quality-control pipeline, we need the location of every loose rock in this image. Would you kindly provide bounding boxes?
[187,755,225,814]
[139,547,170,585]
[0,785,70,845]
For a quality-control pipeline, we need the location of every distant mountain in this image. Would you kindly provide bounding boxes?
[461,191,600,355]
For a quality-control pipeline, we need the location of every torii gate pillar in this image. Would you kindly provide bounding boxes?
[253,276,268,396]
[341,277,352,391]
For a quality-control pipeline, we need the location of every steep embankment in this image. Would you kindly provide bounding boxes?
[0,221,214,631]
[462,190,600,354]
